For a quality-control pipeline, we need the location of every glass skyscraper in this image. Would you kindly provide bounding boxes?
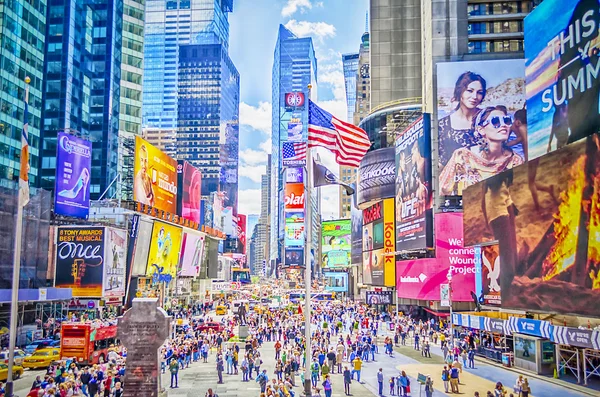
[142,0,233,134]
[177,43,239,213]
[341,53,359,123]
[270,24,318,263]
[40,0,124,199]
[0,0,46,188]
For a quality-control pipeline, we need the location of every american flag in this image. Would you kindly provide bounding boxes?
[282,141,307,163]
[308,99,370,167]
[19,84,30,206]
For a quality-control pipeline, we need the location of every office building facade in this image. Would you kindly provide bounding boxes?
[0,0,46,188]
[40,0,123,199]
[177,43,239,213]
[142,0,233,140]
[341,53,359,123]
[270,24,318,266]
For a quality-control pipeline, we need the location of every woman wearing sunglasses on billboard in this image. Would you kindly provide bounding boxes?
[439,105,524,196]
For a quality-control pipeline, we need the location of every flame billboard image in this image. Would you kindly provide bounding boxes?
[134,136,178,213]
[321,220,351,269]
[463,135,600,317]
[525,0,600,160]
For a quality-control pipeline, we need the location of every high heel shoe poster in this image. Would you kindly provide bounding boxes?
[54,131,92,219]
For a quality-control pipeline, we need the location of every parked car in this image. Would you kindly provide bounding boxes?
[0,363,23,381]
[22,348,60,369]
[24,339,60,355]
[0,349,27,366]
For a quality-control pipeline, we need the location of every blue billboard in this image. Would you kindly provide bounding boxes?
[324,271,348,292]
[54,131,92,218]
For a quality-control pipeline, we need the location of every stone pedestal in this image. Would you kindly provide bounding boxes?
[118,298,171,397]
[238,325,249,339]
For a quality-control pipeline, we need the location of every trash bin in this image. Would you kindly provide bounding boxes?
[502,353,511,367]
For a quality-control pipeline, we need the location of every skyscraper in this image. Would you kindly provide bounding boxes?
[177,43,239,212]
[142,0,233,137]
[0,1,46,188]
[270,24,318,266]
[341,53,359,123]
[40,0,124,198]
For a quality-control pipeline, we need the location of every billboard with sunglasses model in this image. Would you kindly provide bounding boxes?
[437,60,527,198]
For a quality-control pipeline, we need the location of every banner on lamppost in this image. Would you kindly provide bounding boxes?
[440,284,450,307]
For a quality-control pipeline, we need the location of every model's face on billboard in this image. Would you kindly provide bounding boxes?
[461,81,484,109]
[140,149,148,173]
[480,110,511,143]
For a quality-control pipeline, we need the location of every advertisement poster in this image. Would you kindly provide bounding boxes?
[395,213,476,301]
[286,167,304,183]
[179,232,205,277]
[146,221,183,282]
[474,244,501,306]
[365,291,393,305]
[395,115,433,251]
[285,223,305,247]
[54,131,92,219]
[362,201,386,286]
[357,147,396,206]
[282,142,307,167]
[288,122,303,142]
[351,182,363,266]
[55,227,105,297]
[131,218,153,276]
[177,161,201,223]
[437,60,527,197]
[463,135,600,317]
[284,248,304,269]
[219,121,239,210]
[382,198,395,287]
[103,227,127,297]
[133,136,178,213]
[237,214,247,254]
[324,272,348,292]
[284,183,305,211]
[525,0,600,160]
[321,220,351,269]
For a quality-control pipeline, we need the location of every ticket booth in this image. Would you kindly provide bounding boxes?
[513,334,556,375]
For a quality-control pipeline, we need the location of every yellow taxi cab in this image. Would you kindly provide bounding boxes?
[22,347,60,369]
[0,363,24,381]
[215,305,228,315]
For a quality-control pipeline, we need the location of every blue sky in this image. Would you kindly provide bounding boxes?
[228,0,369,217]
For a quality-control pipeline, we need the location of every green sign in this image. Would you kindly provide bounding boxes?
[321,220,351,268]
[417,373,427,384]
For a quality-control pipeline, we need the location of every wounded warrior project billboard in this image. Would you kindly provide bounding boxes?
[395,115,433,251]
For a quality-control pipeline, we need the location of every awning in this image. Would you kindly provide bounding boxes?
[424,307,450,317]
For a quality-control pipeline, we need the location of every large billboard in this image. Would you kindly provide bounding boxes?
[362,201,385,286]
[237,214,247,254]
[103,227,127,297]
[437,60,527,197]
[146,221,183,282]
[284,183,305,211]
[321,220,351,269]
[54,131,92,219]
[525,0,600,160]
[395,115,433,251]
[324,271,348,292]
[382,198,395,287]
[131,217,153,276]
[350,181,363,266]
[284,247,304,269]
[179,232,205,277]
[463,135,600,317]
[133,136,178,213]
[395,213,476,301]
[357,147,396,206]
[55,227,105,297]
[177,160,201,223]
[285,212,305,247]
[474,245,501,307]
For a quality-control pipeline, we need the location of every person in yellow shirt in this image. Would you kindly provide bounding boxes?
[352,356,363,383]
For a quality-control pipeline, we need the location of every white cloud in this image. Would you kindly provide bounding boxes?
[320,186,340,220]
[319,99,347,121]
[284,20,336,42]
[239,165,267,183]
[259,140,272,154]
[238,189,262,215]
[240,102,272,134]
[281,0,313,17]
[239,148,269,166]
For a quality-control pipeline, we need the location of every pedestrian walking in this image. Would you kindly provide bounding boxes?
[377,368,384,396]
[169,358,179,388]
[441,366,449,393]
[343,366,352,396]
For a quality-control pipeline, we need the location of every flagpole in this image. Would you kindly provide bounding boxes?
[303,84,314,397]
[6,77,30,397]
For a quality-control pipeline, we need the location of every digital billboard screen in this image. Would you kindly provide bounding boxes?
[362,200,390,286]
[179,232,205,277]
[103,227,127,298]
[462,135,600,317]
[146,221,183,282]
[54,131,92,219]
[437,60,527,197]
[284,183,305,211]
[55,227,105,297]
[321,220,351,269]
[525,0,600,160]
[474,245,501,307]
[350,181,363,266]
[357,147,396,206]
[324,271,348,292]
[395,115,433,252]
[284,247,304,269]
[134,136,178,213]
[177,160,201,223]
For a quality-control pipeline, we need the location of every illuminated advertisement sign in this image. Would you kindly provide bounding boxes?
[288,121,303,142]
[366,291,393,305]
[285,212,305,247]
[146,221,183,283]
[321,220,351,269]
[54,131,92,219]
[395,213,476,301]
[284,183,305,211]
[284,247,304,269]
[55,227,105,297]
[382,199,395,287]
[525,0,600,160]
[177,160,201,223]
[286,167,304,183]
[285,92,306,108]
[324,271,348,292]
[395,115,433,251]
[437,60,526,197]
[463,135,600,317]
[474,245,501,306]
[134,136,178,213]
[351,181,363,266]
[357,148,396,206]
[179,232,205,277]
[237,214,247,254]
[102,227,127,297]
[362,200,386,286]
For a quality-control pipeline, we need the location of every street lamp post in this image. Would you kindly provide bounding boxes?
[447,270,453,345]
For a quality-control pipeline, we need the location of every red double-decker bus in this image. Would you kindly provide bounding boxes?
[60,323,119,365]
